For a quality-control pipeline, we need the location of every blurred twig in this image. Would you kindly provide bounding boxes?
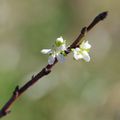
[0,11,108,118]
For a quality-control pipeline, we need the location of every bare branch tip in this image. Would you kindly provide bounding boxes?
[98,11,108,20]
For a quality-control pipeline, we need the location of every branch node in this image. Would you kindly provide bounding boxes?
[5,110,11,115]
[31,75,34,79]
[13,86,19,97]
[44,68,51,75]
[81,27,87,35]
[0,110,11,118]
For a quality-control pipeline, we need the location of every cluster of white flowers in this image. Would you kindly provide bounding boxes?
[41,36,91,65]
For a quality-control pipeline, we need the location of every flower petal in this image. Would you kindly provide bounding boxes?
[48,54,55,65]
[55,36,65,47]
[82,51,90,62]
[56,53,65,63]
[74,48,80,52]
[73,52,83,60]
[80,41,91,50]
[41,49,52,54]
[72,48,82,60]
[57,44,66,51]
[56,36,64,43]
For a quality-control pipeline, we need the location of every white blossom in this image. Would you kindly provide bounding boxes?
[56,36,64,43]
[80,41,91,50]
[56,53,65,63]
[48,54,56,65]
[73,48,83,60]
[57,44,66,51]
[72,41,91,62]
[47,52,66,65]
[41,36,67,65]
[41,49,52,54]
[55,36,66,47]
[81,50,90,62]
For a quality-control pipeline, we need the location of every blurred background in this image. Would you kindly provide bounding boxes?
[0,0,120,120]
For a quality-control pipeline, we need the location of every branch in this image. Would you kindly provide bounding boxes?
[0,11,108,118]
[69,11,108,49]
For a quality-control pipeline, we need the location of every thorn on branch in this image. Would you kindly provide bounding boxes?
[13,86,19,97]
[81,27,87,35]
[31,75,34,79]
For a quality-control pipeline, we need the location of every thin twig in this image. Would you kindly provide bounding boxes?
[0,11,108,118]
